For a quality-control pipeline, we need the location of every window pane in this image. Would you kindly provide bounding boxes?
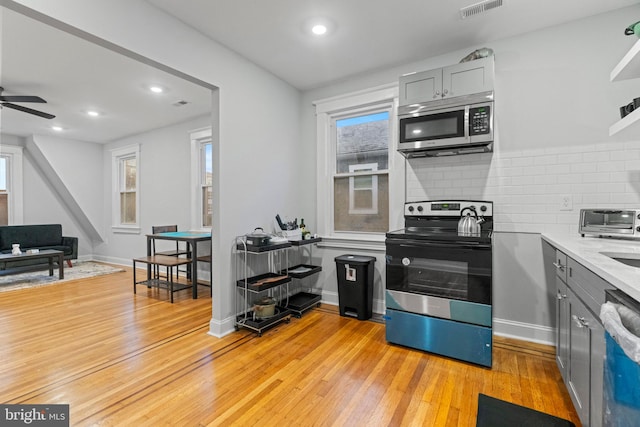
[334,174,388,232]
[353,189,373,209]
[202,143,212,186]
[0,158,6,191]
[353,175,372,190]
[202,186,212,227]
[0,193,8,225]
[336,111,389,173]
[120,192,136,224]
[123,158,136,191]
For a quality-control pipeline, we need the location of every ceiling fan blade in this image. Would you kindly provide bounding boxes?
[0,95,46,103]
[1,102,55,119]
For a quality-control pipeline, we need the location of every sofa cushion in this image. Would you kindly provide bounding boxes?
[0,224,62,250]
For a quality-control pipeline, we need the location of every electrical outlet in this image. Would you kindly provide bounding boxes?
[560,194,573,211]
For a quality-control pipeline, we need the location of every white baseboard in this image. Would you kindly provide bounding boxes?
[208,316,235,338]
[321,290,555,346]
[320,290,386,315]
[492,318,555,346]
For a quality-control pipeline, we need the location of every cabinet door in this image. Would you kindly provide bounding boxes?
[568,288,591,426]
[567,288,605,427]
[556,277,569,383]
[399,68,442,106]
[442,57,494,99]
[589,316,604,427]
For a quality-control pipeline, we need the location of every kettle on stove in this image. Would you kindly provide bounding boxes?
[457,206,485,236]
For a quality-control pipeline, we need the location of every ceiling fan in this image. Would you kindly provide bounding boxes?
[0,86,55,119]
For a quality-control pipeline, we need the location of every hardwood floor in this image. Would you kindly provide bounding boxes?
[0,265,581,426]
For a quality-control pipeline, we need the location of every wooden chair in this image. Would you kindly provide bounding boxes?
[151,225,190,281]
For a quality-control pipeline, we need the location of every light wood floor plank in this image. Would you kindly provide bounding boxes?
[0,265,581,426]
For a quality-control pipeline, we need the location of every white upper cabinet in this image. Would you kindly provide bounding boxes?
[399,56,494,106]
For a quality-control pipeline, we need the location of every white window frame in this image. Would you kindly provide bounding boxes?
[348,163,378,215]
[190,127,212,231]
[111,144,140,234]
[0,145,24,224]
[314,83,404,245]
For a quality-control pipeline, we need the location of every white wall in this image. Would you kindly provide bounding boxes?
[5,0,306,337]
[12,136,94,259]
[95,115,210,264]
[301,5,640,344]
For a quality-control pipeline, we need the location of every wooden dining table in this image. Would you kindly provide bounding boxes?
[146,231,211,298]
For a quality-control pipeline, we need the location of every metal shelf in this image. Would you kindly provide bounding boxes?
[282,264,322,279]
[235,307,291,336]
[236,272,291,292]
[282,292,321,318]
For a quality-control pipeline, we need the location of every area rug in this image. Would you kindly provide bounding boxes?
[476,393,576,427]
[0,261,124,292]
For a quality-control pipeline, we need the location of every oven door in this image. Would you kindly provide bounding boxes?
[385,237,492,326]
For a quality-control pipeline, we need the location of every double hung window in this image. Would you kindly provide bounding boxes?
[315,84,399,239]
[111,145,140,233]
[190,128,213,230]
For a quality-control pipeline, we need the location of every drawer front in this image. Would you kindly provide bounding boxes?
[568,257,615,317]
[555,250,568,283]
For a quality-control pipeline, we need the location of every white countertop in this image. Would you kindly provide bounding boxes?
[541,232,640,302]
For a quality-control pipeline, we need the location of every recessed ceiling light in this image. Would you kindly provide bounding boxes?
[305,18,335,37]
[51,126,63,132]
[311,24,327,35]
[87,111,100,117]
[149,85,164,94]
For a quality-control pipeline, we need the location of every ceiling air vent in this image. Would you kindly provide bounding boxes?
[172,100,189,107]
[460,0,503,19]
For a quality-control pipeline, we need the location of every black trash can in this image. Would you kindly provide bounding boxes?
[335,254,375,320]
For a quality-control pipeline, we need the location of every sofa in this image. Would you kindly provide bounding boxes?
[0,224,78,270]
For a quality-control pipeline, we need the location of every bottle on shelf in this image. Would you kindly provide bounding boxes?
[299,218,311,240]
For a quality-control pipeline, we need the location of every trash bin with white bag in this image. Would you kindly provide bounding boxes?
[601,290,640,427]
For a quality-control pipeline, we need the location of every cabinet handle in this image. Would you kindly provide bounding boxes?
[556,291,567,300]
[571,314,588,328]
[443,89,449,96]
[552,262,565,271]
[434,90,440,98]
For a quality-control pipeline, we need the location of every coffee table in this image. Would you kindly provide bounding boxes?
[0,249,64,279]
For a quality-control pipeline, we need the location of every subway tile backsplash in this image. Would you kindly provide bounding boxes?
[405,140,640,234]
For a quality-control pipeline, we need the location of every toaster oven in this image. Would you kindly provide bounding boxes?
[579,209,640,239]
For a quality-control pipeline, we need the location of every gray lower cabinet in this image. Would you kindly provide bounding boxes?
[553,249,612,427]
[556,276,570,382]
[566,286,605,427]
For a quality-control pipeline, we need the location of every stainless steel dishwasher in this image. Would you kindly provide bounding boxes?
[601,289,640,427]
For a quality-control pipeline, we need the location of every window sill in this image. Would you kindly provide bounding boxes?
[317,235,385,251]
[112,225,141,235]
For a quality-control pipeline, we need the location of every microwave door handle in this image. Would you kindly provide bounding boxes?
[464,106,470,140]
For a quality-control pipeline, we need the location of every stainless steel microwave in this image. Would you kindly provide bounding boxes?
[397,96,494,158]
[579,208,640,238]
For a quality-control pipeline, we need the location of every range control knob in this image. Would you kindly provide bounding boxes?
[637,213,640,220]
[480,205,487,212]
[408,205,414,213]
[417,205,424,212]
[637,226,640,232]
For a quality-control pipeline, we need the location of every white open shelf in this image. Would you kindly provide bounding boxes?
[610,38,640,135]
[609,107,640,136]
[611,38,640,82]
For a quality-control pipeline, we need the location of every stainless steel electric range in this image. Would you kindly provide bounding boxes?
[384,200,493,367]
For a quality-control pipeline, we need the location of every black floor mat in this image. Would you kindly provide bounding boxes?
[476,394,576,427]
